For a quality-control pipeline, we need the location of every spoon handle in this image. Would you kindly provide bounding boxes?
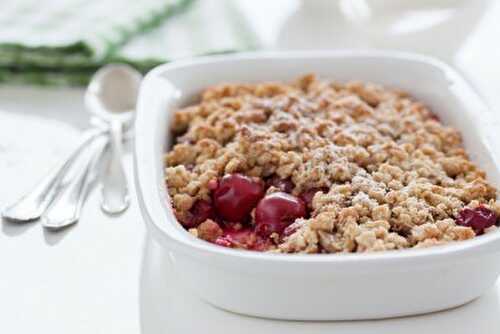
[42,135,108,229]
[2,128,104,222]
[100,120,129,215]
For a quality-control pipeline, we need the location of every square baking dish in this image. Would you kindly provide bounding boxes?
[134,51,500,320]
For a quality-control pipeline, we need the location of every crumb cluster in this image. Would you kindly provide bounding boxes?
[165,74,499,253]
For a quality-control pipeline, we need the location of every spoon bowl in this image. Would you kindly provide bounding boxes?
[85,64,143,215]
[85,64,142,125]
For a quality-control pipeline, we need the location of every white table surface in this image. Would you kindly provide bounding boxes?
[2,1,500,333]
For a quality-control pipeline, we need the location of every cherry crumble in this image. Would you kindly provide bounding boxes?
[164,75,500,253]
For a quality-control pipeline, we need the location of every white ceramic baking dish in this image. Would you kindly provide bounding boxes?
[134,51,500,320]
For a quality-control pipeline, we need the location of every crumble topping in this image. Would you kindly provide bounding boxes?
[164,74,499,253]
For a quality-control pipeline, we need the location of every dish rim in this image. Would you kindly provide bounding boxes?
[134,49,500,266]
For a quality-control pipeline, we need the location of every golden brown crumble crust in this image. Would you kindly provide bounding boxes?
[165,74,499,253]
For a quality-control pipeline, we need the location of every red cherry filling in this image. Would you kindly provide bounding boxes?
[299,187,328,209]
[181,174,321,250]
[255,192,306,237]
[213,173,264,222]
[456,206,497,235]
[283,222,301,237]
[182,200,215,228]
[215,226,272,251]
[215,237,232,248]
[266,175,294,193]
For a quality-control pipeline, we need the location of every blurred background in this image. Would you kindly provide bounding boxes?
[245,0,497,107]
[1,0,498,103]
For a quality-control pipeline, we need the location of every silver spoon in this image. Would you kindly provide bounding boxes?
[42,135,108,229]
[84,64,142,215]
[2,64,140,223]
[1,128,105,222]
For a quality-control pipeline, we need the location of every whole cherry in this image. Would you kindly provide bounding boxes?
[213,173,264,222]
[456,206,498,235]
[254,192,306,237]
